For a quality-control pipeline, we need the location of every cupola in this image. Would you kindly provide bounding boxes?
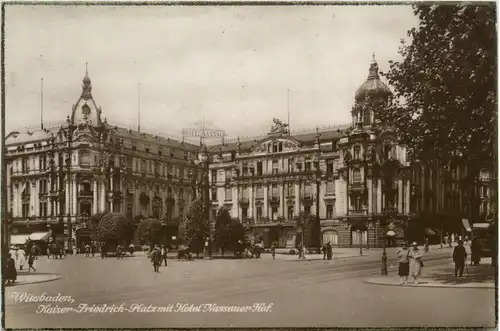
[354,54,392,102]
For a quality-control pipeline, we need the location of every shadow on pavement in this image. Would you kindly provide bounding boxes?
[426,265,495,285]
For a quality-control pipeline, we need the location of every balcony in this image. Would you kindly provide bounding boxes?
[78,190,93,198]
[302,195,314,206]
[270,196,280,206]
[349,182,365,192]
[239,197,250,206]
[349,209,368,217]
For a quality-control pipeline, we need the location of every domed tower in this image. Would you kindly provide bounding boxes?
[70,64,103,127]
[352,55,392,128]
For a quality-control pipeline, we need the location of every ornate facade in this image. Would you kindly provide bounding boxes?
[6,70,199,249]
[206,59,496,248]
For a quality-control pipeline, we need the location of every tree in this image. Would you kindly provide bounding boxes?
[371,4,496,222]
[181,198,209,256]
[213,207,232,255]
[96,212,134,246]
[136,218,163,246]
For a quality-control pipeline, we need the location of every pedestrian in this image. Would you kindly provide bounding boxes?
[397,242,410,285]
[17,246,26,270]
[327,242,333,260]
[409,242,423,284]
[161,245,168,266]
[322,244,327,260]
[28,254,36,272]
[101,242,107,259]
[424,237,429,253]
[117,244,124,259]
[471,237,481,265]
[91,241,95,257]
[270,242,276,260]
[31,244,38,260]
[5,253,17,285]
[129,243,135,256]
[453,240,467,278]
[151,245,161,272]
[85,243,91,257]
[46,246,51,259]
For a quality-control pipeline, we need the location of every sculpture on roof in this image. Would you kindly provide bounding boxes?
[270,118,289,134]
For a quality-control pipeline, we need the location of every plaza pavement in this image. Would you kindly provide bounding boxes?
[4,244,495,329]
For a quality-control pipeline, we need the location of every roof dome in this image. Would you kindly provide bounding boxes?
[354,59,392,102]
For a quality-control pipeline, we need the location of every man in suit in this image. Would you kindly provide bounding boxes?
[453,240,467,278]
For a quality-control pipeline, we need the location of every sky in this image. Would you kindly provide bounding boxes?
[5,4,419,140]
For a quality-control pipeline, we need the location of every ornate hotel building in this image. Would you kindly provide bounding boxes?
[5,70,199,249]
[206,59,496,248]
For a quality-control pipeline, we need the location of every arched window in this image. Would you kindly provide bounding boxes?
[268,144,272,153]
[353,169,362,183]
[363,110,371,125]
[278,142,283,152]
[353,146,361,160]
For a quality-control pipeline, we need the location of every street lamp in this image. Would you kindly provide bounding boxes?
[195,145,212,259]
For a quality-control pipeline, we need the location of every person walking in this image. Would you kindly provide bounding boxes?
[397,242,410,285]
[85,243,91,258]
[28,253,36,272]
[5,254,17,285]
[30,244,38,260]
[161,245,168,266]
[322,244,327,260]
[327,242,333,260]
[409,242,423,284]
[270,242,276,260]
[151,246,161,273]
[117,244,124,259]
[17,246,26,271]
[471,237,481,265]
[424,237,429,253]
[453,240,467,278]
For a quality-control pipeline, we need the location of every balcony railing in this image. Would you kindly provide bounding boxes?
[240,197,250,205]
[270,196,280,205]
[78,190,93,197]
[349,209,368,217]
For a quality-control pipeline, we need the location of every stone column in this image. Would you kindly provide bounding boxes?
[279,183,284,217]
[368,178,373,215]
[248,185,254,218]
[34,180,40,217]
[100,180,106,213]
[93,180,98,214]
[398,179,403,213]
[65,178,70,215]
[295,182,300,214]
[377,179,382,214]
[263,184,269,217]
[232,185,239,218]
[405,179,411,214]
[72,175,78,215]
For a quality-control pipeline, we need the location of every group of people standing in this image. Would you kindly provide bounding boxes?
[322,242,334,260]
[150,245,169,272]
[396,242,424,285]
[4,244,38,285]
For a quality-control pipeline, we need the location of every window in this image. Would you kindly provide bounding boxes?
[212,210,217,222]
[363,110,371,125]
[288,206,294,220]
[271,207,278,220]
[353,196,362,210]
[353,169,362,183]
[327,205,334,219]
[305,161,311,172]
[179,188,184,200]
[273,143,278,153]
[257,162,263,176]
[242,208,248,219]
[327,160,334,174]
[287,183,294,196]
[225,187,232,201]
[211,188,217,201]
[80,151,90,166]
[179,207,184,218]
[304,206,311,215]
[256,185,263,198]
[384,145,392,160]
[304,184,313,197]
[211,170,217,183]
[278,142,283,152]
[242,165,248,176]
[225,169,232,181]
[326,181,335,195]
[272,160,278,174]
[256,207,262,221]
[271,184,278,199]
[354,146,361,160]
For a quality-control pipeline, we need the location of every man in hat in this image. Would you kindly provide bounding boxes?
[453,240,467,278]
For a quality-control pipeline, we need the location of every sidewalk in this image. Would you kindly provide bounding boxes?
[6,271,61,287]
[366,258,494,289]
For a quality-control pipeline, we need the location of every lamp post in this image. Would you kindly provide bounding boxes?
[197,145,212,259]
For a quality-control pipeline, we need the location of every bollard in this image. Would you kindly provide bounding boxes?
[381,251,388,276]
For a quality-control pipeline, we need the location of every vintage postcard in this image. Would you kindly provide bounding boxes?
[2,2,497,329]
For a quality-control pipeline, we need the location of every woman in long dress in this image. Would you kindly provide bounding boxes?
[409,242,423,284]
[17,246,27,270]
[397,242,410,285]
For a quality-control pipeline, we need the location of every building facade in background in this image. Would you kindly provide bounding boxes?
[5,70,199,250]
[206,59,497,248]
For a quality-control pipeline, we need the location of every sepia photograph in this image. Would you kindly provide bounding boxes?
[2,2,497,329]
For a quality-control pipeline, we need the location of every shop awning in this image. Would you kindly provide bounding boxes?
[29,232,50,241]
[424,228,437,236]
[386,230,397,237]
[10,234,31,245]
[462,219,472,232]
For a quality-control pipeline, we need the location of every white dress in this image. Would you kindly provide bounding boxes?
[17,249,26,269]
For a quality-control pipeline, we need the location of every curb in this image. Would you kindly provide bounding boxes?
[6,274,62,287]
[284,255,365,262]
[365,278,494,289]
